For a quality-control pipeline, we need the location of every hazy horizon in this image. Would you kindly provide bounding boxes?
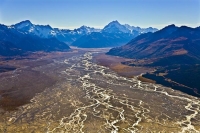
[0,0,200,29]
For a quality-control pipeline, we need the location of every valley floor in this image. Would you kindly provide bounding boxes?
[0,49,200,133]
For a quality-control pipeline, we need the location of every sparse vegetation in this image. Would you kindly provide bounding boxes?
[137,76,156,83]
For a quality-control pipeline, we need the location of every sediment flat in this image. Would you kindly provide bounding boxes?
[0,50,84,111]
[0,49,200,133]
[94,53,153,78]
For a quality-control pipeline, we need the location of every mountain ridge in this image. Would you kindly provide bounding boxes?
[11,20,102,44]
[10,20,158,46]
[0,22,70,56]
[0,20,158,56]
[71,20,158,48]
[107,24,200,64]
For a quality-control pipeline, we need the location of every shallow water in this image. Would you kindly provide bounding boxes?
[1,51,200,133]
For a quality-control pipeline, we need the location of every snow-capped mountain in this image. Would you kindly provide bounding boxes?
[124,24,158,33]
[71,21,158,48]
[13,20,56,38]
[102,20,131,33]
[12,20,101,44]
[13,20,157,37]
[8,20,158,47]
[13,20,101,36]
[0,22,70,56]
[0,20,159,56]
[102,20,158,34]
[74,25,101,34]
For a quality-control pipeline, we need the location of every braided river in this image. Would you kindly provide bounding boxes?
[1,51,200,133]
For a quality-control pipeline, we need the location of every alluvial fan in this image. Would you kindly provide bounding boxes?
[0,51,200,133]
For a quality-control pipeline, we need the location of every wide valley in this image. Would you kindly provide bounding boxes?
[0,48,200,133]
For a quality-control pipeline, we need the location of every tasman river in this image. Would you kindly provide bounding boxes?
[0,50,200,133]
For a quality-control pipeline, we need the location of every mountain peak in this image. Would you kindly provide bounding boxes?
[179,25,192,29]
[102,20,130,33]
[74,25,100,34]
[165,24,176,28]
[110,20,120,24]
[22,20,32,23]
[76,25,91,31]
[17,20,32,25]
[107,20,121,26]
[158,24,178,35]
[14,20,33,29]
[79,25,90,29]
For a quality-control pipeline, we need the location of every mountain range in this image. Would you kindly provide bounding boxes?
[0,20,158,56]
[11,20,158,47]
[107,24,200,97]
[0,23,70,56]
[71,21,158,48]
[107,24,200,66]
[1,20,200,96]
[13,20,101,45]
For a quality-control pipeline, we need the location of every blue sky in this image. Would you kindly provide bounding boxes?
[0,0,199,29]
